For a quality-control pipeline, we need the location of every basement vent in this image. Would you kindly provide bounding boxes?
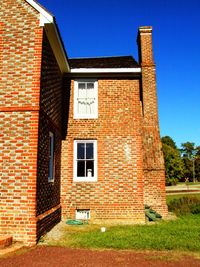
[76,209,90,220]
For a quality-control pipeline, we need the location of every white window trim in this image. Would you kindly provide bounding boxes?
[74,79,98,119]
[48,131,55,183]
[73,140,97,182]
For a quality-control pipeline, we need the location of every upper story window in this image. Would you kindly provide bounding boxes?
[74,79,98,119]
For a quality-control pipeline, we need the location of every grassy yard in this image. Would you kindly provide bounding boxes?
[44,193,200,253]
[45,214,200,252]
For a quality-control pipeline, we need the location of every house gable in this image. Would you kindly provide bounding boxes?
[25,0,54,26]
[24,0,70,73]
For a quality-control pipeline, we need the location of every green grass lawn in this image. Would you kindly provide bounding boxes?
[45,214,200,252]
[45,194,200,252]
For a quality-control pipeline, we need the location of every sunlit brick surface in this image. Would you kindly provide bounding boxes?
[61,79,145,223]
[138,27,168,216]
[0,0,63,245]
[0,0,42,245]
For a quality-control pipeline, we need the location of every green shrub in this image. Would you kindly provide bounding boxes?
[191,204,200,214]
[166,177,178,186]
[168,196,200,215]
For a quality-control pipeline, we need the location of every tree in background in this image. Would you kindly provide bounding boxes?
[195,147,200,182]
[194,158,200,182]
[180,142,196,158]
[161,136,184,185]
[162,136,177,149]
[181,142,200,182]
[162,137,200,185]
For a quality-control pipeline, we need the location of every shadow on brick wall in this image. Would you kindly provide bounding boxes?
[62,77,71,139]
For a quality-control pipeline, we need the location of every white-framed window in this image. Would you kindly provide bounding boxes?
[74,79,98,119]
[48,131,55,182]
[74,140,97,182]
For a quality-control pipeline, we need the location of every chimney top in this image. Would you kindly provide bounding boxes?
[138,26,152,34]
[137,26,154,65]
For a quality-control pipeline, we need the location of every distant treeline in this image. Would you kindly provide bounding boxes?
[161,136,200,185]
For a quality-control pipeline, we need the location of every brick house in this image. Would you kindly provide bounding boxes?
[0,0,167,245]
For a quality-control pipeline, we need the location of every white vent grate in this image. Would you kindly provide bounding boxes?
[76,209,90,220]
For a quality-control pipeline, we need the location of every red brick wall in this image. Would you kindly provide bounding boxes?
[138,27,168,216]
[0,0,43,244]
[36,31,63,233]
[61,78,145,223]
[39,31,63,130]
[36,111,62,215]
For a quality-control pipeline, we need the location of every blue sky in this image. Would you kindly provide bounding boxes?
[39,0,200,147]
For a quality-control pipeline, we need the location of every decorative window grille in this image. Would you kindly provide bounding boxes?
[74,80,98,119]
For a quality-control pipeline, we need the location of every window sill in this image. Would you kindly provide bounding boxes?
[74,115,98,120]
[48,178,55,183]
[73,177,97,183]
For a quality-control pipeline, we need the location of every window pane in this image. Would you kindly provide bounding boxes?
[87,82,95,99]
[48,159,53,178]
[77,160,85,177]
[87,83,94,89]
[86,143,93,159]
[78,89,87,99]
[78,82,87,99]
[77,143,85,159]
[78,100,87,114]
[49,136,52,153]
[86,100,95,114]
[87,88,95,98]
[86,161,94,177]
[78,83,85,89]
[48,133,54,180]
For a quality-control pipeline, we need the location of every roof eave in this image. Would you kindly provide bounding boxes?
[70,68,141,73]
[44,23,70,73]
[25,0,70,73]
[66,68,141,79]
[25,0,54,25]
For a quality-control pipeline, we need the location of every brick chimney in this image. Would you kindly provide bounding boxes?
[137,26,154,66]
[137,26,158,123]
[137,26,168,216]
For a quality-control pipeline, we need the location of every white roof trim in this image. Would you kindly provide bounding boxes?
[25,0,54,26]
[140,32,152,36]
[25,0,69,72]
[40,13,53,26]
[70,68,141,73]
